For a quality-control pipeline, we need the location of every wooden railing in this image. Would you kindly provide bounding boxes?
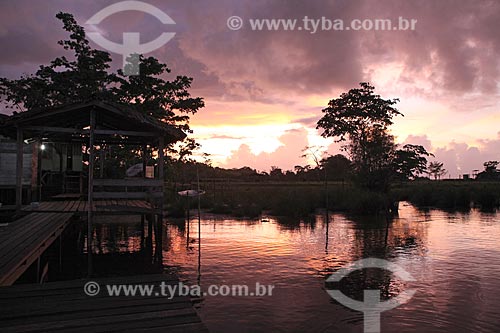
[92,178,163,203]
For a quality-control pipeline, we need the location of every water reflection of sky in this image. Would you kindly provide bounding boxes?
[91,204,500,332]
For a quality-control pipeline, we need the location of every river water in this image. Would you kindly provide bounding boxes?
[95,203,500,332]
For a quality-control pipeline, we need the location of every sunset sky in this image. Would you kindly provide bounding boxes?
[1,0,500,177]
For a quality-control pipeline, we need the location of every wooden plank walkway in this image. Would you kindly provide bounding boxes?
[0,212,73,286]
[0,274,208,332]
[51,193,82,200]
[0,199,159,286]
[22,200,157,215]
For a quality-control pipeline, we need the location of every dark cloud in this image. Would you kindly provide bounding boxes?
[2,0,500,99]
[2,0,500,172]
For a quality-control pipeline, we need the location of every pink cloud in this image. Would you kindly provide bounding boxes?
[224,127,309,171]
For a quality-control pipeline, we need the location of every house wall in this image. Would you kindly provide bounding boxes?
[0,136,31,187]
[0,138,83,188]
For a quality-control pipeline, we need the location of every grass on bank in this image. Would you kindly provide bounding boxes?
[164,180,500,218]
[165,181,391,217]
[392,180,500,210]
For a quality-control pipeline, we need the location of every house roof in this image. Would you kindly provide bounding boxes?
[1,100,186,145]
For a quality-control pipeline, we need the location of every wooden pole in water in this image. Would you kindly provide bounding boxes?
[147,214,153,255]
[140,214,145,249]
[186,196,190,248]
[59,234,63,273]
[157,137,165,264]
[15,127,23,213]
[197,166,201,285]
[197,167,201,222]
[87,108,96,277]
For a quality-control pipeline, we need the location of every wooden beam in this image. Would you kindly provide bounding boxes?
[21,126,160,138]
[94,192,140,199]
[22,126,86,134]
[14,101,96,124]
[15,128,23,212]
[87,109,96,277]
[94,192,163,199]
[94,129,158,137]
[93,179,162,187]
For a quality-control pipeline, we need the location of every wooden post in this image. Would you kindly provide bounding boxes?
[147,214,153,240]
[36,256,40,283]
[158,137,164,183]
[15,127,23,213]
[59,145,63,173]
[186,199,190,248]
[197,169,201,282]
[87,109,96,277]
[59,234,63,272]
[140,214,145,249]
[157,137,165,264]
[142,144,147,177]
[99,147,104,179]
[147,214,153,256]
[155,214,163,264]
[31,140,40,202]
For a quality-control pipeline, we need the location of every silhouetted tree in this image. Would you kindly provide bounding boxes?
[476,161,500,180]
[294,165,311,181]
[321,154,351,180]
[317,82,401,191]
[393,144,433,180]
[428,161,446,180]
[483,161,499,173]
[0,12,204,173]
[270,166,284,179]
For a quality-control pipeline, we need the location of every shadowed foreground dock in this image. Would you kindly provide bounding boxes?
[0,274,208,332]
[0,212,74,286]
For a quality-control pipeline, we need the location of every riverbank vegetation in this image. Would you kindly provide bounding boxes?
[166,177,500,218]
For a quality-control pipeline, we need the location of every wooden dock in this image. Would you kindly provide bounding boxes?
[22,199,157,215]
[1,198,161,287]
[0,212,74,286]
[0,274,208,332]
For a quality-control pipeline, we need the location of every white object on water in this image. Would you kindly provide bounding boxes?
[178,190,206,197]
[126,163,144,177]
